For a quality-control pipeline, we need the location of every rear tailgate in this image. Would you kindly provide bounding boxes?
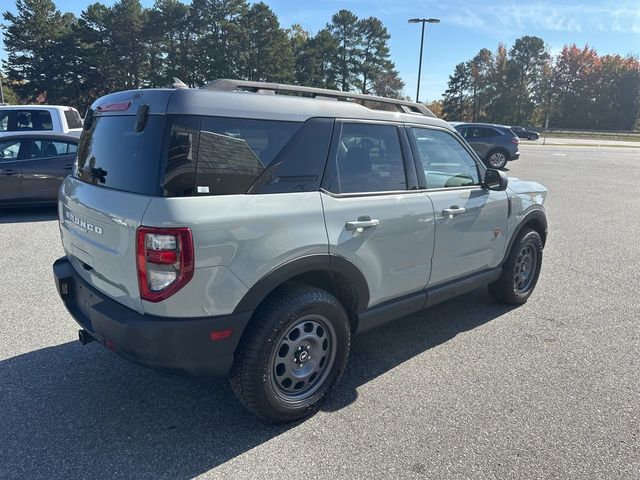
[57,89,175,312]
[59,176,151,313]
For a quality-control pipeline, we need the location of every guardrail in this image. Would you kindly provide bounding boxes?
[541,128,640,138]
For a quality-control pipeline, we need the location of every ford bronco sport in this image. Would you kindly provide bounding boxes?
[53,79,548,423]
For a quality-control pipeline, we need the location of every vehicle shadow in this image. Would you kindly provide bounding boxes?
[0,289,513,479]
[0,206,58,224]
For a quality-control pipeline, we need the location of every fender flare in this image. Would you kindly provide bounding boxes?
[233,254,370,314]
[501,208,548,265]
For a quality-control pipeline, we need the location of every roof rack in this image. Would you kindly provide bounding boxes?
[202,79,435,117]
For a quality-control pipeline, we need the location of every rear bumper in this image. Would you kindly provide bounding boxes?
[510,150,520,161]
[53,256,251,376]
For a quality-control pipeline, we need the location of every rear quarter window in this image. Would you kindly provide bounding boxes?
[194,117,301,195]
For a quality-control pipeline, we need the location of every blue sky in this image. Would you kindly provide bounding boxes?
[2,0,639,101]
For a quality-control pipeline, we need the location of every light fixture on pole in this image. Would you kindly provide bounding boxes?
[408,18,440,103]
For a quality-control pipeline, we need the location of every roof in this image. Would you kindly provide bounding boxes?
[0,105,78,111]
[0,132,80,142]
[90,82,455,132]
[165,89,454,131]
[451,122,511,129]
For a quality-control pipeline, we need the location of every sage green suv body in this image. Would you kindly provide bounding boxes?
[53,80,547,422]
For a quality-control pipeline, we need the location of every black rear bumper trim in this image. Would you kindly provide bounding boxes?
[53,256,252,376]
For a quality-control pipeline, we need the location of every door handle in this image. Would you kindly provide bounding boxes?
[1,169,17,176]
[63,165,73,170]
[442,206,466,218]
[346,216,380,232]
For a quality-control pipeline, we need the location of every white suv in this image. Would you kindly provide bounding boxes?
[0,105,83,138]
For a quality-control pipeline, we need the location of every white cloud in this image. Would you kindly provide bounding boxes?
[440,1,640,36]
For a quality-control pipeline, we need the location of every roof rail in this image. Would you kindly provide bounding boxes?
[202,79,436,117]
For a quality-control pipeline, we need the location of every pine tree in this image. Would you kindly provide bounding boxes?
[242,2,293,82]
[508,36,550,124]
[327,9,360,91]
[442,62,471,121]
[372,68,404,99]
[355,17,390,95]
[2,0,75,102]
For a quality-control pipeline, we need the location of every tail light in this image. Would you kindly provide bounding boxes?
[511,136,520,144]
[136,227,194,302]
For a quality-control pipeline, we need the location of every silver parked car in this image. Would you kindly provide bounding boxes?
[53,80,548,423]
[0,132,78,206]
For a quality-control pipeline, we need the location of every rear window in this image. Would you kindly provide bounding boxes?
[64,109,83,129]
[75,115,165,195]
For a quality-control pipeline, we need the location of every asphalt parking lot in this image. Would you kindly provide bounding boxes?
[1,144,638,479]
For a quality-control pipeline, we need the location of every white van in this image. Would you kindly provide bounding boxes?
[0,105,83,138]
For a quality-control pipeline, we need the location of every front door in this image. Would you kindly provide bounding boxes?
[321,121,435,308]
[407,125,508,286]
[0,138,23,204]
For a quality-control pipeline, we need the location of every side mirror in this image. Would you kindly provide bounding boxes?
[483,169,508,191]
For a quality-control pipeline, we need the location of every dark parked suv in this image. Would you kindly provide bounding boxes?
[511,126,539,140]
[451,122,520,169]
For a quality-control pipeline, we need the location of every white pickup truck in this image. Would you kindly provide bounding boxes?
[0,105,83,138]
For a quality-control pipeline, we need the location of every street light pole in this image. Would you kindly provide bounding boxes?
[416,21,425,103]
[408,18,440,103]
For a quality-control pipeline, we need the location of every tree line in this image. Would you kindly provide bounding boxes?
[2,0,404,110]
[440,36,640,130]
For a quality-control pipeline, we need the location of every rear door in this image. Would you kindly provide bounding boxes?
[0,138,23,204]
[21,138,76,203]
[321,121,435,308]
[461,126,500,159]
[407,126,508,286]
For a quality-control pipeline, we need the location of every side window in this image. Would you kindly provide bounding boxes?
[0,139,21,161]
[455,126,467,138]
[163,115,200,197]
[249,118,333,194]
[330,123,406,194]
[14,111,53,131]
[21,139,75,159]
[66,142,78,154]
[196,117,301,195]
[409,127,480,189]
[474,127,500,138]
[0,112,9,132]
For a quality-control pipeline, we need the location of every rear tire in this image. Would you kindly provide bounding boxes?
[489,228,543,305]
[486,149,509,169]
[230,285,350,423]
